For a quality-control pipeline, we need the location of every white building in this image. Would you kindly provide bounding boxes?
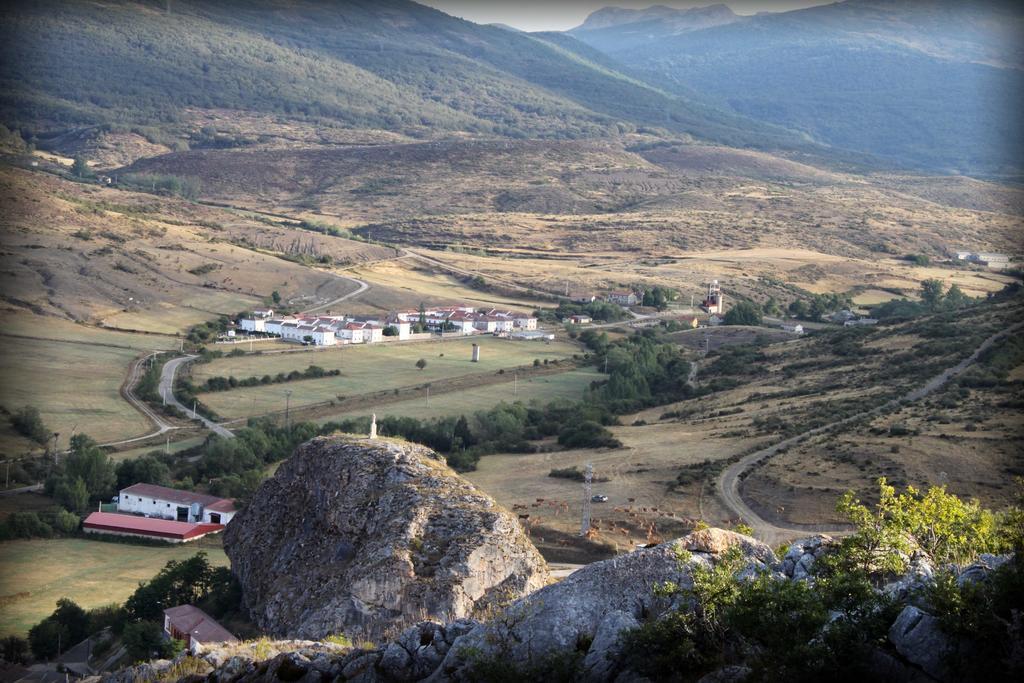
[239,318,266,333]
[781,323,804,335]
[118,483,237,525]
[844,318,878,327]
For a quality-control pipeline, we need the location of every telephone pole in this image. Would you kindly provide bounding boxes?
[580,462,593,536]
[284,390,293,430]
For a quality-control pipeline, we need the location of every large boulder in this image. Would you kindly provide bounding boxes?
[224,436,550,641]
[888,605,954,681]
[430,528,778,681]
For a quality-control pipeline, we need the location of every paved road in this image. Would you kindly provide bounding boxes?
[301,273,370,314]
[0,483,43,496]
[160,356,235,439]
[716,322,1023,547]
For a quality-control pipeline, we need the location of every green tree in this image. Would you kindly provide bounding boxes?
[50,598,89,644]
[920,278,946,310]
[54,477,90,516]
[723,301,762,326]
[52,509,81,534]
[64,436,116,500]
[10,406,50,445]
[418,301,427,328]
[123,621,181,662]
[71,155,92,178]
[116,456,171,490]
[28,619,68,660]
[271,290,281,304]
[943,283,971,309]
[416,358,427,370]
[124,552,218,621]
[1,635,30,664]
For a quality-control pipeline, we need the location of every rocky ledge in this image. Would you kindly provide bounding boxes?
[223,436,549,641]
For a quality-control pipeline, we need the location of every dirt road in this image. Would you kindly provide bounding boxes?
[716,322,1023,547]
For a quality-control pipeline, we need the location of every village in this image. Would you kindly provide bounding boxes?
[235,305,542,346]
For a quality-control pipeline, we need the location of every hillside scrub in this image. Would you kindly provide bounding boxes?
[621,480,1023,682]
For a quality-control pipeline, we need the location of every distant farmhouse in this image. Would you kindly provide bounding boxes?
[607,291,639,306]
[701,280,724,315]
[953,251,1011,271]
[238,306,537,347]
[164,605,238,654]
[82,484,236,543]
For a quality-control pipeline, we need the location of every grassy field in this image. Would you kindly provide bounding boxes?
[0,315,177,455]
[346,257,551,315]
[194,337,580,418]
[322,368,605,422]
[0,537,228,637]
[108,435,208,462]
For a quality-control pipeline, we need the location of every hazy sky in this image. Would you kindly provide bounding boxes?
[421,1,834,32]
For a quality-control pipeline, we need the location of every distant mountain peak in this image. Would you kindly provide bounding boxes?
[571,3,738,33]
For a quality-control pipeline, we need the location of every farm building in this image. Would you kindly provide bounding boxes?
[701,281,724,315]
[82,512,224,543]
[952,251,1011,270]
[607,291,638,306]
[118,483,237,525]
[164,605,238,654]
[781,323,804,334]
[844,317,878,327]
[569,314,592,324]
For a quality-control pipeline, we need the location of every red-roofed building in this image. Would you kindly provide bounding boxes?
[163,605,238,654]
[83,512,224,543]
[118,483,236,524]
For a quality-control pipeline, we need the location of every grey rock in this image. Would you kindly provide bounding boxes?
[958,554,1011,586]
[888,605,953,681]
[582,610,640,681]
[781,535,834,579]
[431,528,776,681]
[341,651,381,680]
[225,436,549,641]
[380,642,412,680]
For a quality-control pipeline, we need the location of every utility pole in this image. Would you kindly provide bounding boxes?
[425,385,430,407]
[192,400,197,419]
[284,390,292,431]
[580,462,593,536]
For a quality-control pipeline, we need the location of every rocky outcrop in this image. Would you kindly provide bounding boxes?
[780,534,835,581]
[430,528,778,681]
[223,436,549,641]
[889,605,954,681]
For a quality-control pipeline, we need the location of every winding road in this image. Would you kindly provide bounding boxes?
[301,272,370,314]
[716,322,1024,547]
[159,356,235,439]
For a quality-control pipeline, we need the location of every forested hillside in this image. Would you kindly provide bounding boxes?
[569,0,1024,175]
[0,0,812,154]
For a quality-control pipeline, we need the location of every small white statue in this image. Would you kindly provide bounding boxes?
[369,413,377,440]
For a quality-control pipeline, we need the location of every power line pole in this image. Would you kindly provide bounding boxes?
[580,462,593,536]
[284,390,292,431]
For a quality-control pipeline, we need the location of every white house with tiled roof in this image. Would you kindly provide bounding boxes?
[118,483,237,525]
